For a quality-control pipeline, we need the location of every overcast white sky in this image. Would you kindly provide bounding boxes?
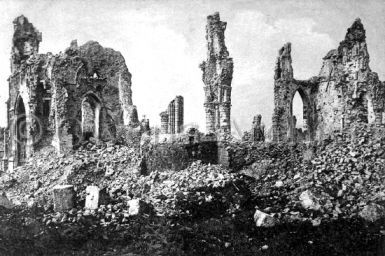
[0,0,384,135]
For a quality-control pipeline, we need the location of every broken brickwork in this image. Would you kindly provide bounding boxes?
[159,96,184,135]
[272,19,385,142]
[5,15,138,170]
[200,12,233,134]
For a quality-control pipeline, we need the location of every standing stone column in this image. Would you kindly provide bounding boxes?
[200,12,233,134]
[167,100,175,134]
[272,43,294,142]
[174,96,184,133]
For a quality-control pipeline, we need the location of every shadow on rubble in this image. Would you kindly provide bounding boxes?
[172,177,252,220]
[176,210,385,256]
[1,205,385,255]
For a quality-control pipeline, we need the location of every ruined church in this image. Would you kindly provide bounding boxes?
[3,13,385,171]
[272,19,385,142]
[4,15,139,170]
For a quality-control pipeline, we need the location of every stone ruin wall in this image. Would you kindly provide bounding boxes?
[4,15,139,170]
[200,12,233,134]
[272,19,385,142]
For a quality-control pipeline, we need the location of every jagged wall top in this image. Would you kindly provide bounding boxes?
[205,12,229,59]
[12,15,42,66]
[274,42,293,81]
[341,18,366,48]
[272,17,385,142]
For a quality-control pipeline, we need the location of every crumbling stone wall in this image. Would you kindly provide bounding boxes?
[272,19,385,142]
[5,15,138,170]
[200,12,233,134]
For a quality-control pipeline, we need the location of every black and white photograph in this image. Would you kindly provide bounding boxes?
[0,0,385,255]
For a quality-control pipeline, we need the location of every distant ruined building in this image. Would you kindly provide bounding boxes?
[272,18,385,142]
[159,96,184,135]
[4,15,139,171]
[200,12,233,134]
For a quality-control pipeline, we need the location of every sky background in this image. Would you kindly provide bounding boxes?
[0,0,384,136]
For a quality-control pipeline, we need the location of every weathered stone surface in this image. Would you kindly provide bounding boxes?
[200,12,233,134]
[53,185,74,212]
[85,185,99,210]
[272,18,385,142]
[254,209,276,227]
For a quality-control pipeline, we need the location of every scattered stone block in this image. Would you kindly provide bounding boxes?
[299,190,320,210]
[359,203,385,222]
[85,185,100,210]
[127,198,142,216]
[53,185,74,212]
[254,209,276,227]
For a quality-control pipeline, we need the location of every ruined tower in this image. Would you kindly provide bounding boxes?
[200,12,233,134]
[272,18,385,142]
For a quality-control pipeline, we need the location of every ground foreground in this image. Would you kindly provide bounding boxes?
[1,124,385,255]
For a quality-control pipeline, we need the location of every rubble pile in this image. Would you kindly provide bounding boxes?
[0,142,141,207]
[123,161,249,217]
[242,124,385,225]
[0,125,385,255]
[0,140,247,219]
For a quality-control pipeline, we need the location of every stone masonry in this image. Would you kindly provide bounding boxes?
[159,96,184,135]
[200,12,233,134]
[272,18,385,142]
[4,15,139,170]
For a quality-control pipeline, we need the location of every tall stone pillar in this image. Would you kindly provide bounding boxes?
[167,100,175,134]
[272,43,294,142]
[200,12,233,134]
[174,96,184,133]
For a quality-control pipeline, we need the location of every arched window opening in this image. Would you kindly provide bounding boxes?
[81,94,101,141]
[16,97,27,166]
[290,90,309,142]
[292,91,304,130]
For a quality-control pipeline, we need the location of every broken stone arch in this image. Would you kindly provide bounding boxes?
[289,87,311,131]
[81,92,102,141]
